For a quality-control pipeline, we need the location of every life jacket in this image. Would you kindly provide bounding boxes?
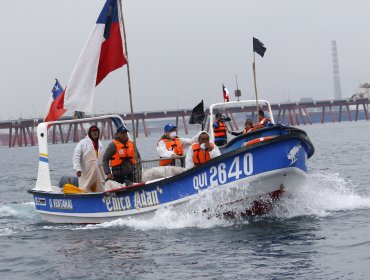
[213,121,227,139]
[192,143,214,166]
[259,118,271,127]
[243,127,254,134]
[250,123,264,131]
[110,139,136,167]
[158,137,184,166]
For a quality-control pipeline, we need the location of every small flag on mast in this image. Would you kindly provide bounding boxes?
[189,100,205,125]
[222,84,230,102]
[253,37,266,57]
[44,79,67,122]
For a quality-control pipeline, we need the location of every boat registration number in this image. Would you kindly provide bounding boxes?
[193,153,253,190]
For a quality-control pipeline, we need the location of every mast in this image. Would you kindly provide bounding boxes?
[118,0,137,151]
[252,52,259,118]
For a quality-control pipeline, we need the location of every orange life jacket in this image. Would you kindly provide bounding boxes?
[158,137,184,166]
[259,117,271,127]
[213,121,227,139]
[192,143,214,166]
[110,139,136,167]
[243,127,254,134]
[250,123,264,131]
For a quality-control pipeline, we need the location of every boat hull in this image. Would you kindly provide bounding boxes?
[29,133,311,223]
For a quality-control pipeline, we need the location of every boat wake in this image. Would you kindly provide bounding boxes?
[78,172,370,231]
[0,202,39,236]
[269,172,370,218]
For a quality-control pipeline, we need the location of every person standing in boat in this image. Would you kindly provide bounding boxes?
[185,131,221,169]
[212,112,228,146]
[157,123,196,167]
[229,119,254,136]
[72,125,105,192]
[103,126,137,186]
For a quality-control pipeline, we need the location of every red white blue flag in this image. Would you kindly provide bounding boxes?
[222,84,230,102]
[44,79,67,122]
[64,0,127,113]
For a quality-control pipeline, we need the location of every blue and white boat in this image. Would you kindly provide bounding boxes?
[28,102,315,224]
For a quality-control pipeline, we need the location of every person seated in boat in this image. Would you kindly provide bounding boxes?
[157,123,196,167]
[256,109,272,128]
[185,131,221,169]
[229,119,254,136]
[72,125,105,192]
[212,112,228,146]
[103,126,137,186]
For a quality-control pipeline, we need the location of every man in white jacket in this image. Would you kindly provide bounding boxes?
[185,131,221,169]
[72,125,105,192]
[156,123,197,167]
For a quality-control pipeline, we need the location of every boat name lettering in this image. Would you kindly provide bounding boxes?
[103,196,132,212]
[51,199,73,210]
[193,153,253,190]
[134,187,162,209]
[34,197,46,206]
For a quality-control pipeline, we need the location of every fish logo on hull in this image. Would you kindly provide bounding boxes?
[287,144,301,165]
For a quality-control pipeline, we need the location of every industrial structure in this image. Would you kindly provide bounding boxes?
[332,40,343,100]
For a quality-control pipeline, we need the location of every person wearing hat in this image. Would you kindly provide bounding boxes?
[157,123,196,167]
[72,125,106,192]
[212,112,228,146]
[102,125,137,186]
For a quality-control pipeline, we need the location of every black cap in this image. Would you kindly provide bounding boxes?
[258,109,264,117]
[116,126,129,133]
[215,112,222,118]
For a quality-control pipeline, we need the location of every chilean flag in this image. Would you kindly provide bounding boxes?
[44,79,67,122]
[222,84,230,102]
[64,0,127,113]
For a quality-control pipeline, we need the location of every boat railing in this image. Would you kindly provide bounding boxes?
[139,156,185,170]
[134,156,185,182]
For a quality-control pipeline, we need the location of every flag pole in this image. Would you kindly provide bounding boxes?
[118,0,137,150]
[252,51,259,118]
[222,84,225,103]
[235,74,240,102]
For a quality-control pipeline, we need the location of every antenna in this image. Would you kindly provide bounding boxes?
[234,74,241,101]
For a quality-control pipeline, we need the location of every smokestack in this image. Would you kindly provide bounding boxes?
[331,40,343,100]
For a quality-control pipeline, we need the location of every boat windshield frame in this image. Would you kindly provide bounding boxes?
[208,99,275,141]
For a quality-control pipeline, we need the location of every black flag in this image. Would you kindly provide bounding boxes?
[189,100,205,124]
[253,37,266,57]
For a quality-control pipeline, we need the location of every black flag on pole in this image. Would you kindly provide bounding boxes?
[253,37,266,57]
[189,100,205,124]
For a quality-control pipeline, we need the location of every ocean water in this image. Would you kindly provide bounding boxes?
[1,121,370,280]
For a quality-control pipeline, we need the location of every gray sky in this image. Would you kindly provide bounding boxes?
[1,0,369,120]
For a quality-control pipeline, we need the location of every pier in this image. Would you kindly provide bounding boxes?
[0,98,368,148]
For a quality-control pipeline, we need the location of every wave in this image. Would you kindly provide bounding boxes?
[270,172,370,218]
[81,172,370,230]
[0,202,41,236]
[0,205,18,217]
